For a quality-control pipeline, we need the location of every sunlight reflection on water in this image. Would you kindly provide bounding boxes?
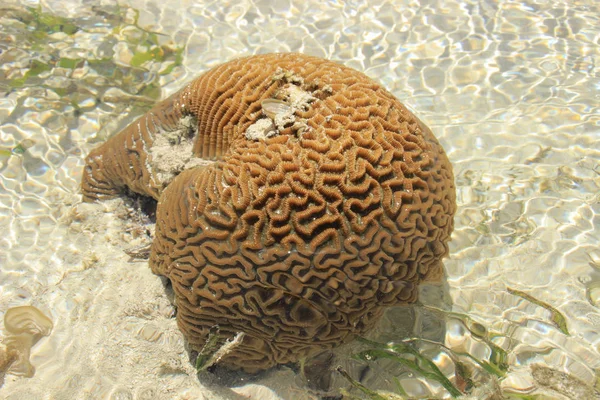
[0,0,599,398]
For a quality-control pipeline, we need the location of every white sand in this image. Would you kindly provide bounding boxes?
[0,196,308,399]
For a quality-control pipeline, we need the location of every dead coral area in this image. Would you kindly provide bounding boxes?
[148,115,215,189]
[245,67,322,141]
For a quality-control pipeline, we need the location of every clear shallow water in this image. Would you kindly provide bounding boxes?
[0,0,599,399]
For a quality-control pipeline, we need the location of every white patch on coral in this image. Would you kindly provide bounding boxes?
[245,118,277,141]
[204,332,245,370]
[244,83,316,141]
[148,115,214,187]
[284,84,316,111]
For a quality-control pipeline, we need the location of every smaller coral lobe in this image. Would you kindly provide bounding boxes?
[81,53,456,372]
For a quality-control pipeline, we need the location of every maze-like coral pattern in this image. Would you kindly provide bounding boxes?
[82,53,456,372]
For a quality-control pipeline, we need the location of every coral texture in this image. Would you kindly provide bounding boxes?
[82,53,456,372]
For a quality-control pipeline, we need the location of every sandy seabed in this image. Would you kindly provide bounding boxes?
[1,194,312,400]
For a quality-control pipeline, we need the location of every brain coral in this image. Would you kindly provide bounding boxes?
[82,53,456,372]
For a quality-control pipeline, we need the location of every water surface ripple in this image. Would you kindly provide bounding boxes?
[0,0,598,399]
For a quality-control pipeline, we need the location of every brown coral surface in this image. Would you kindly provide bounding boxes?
[82,53,456,372]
